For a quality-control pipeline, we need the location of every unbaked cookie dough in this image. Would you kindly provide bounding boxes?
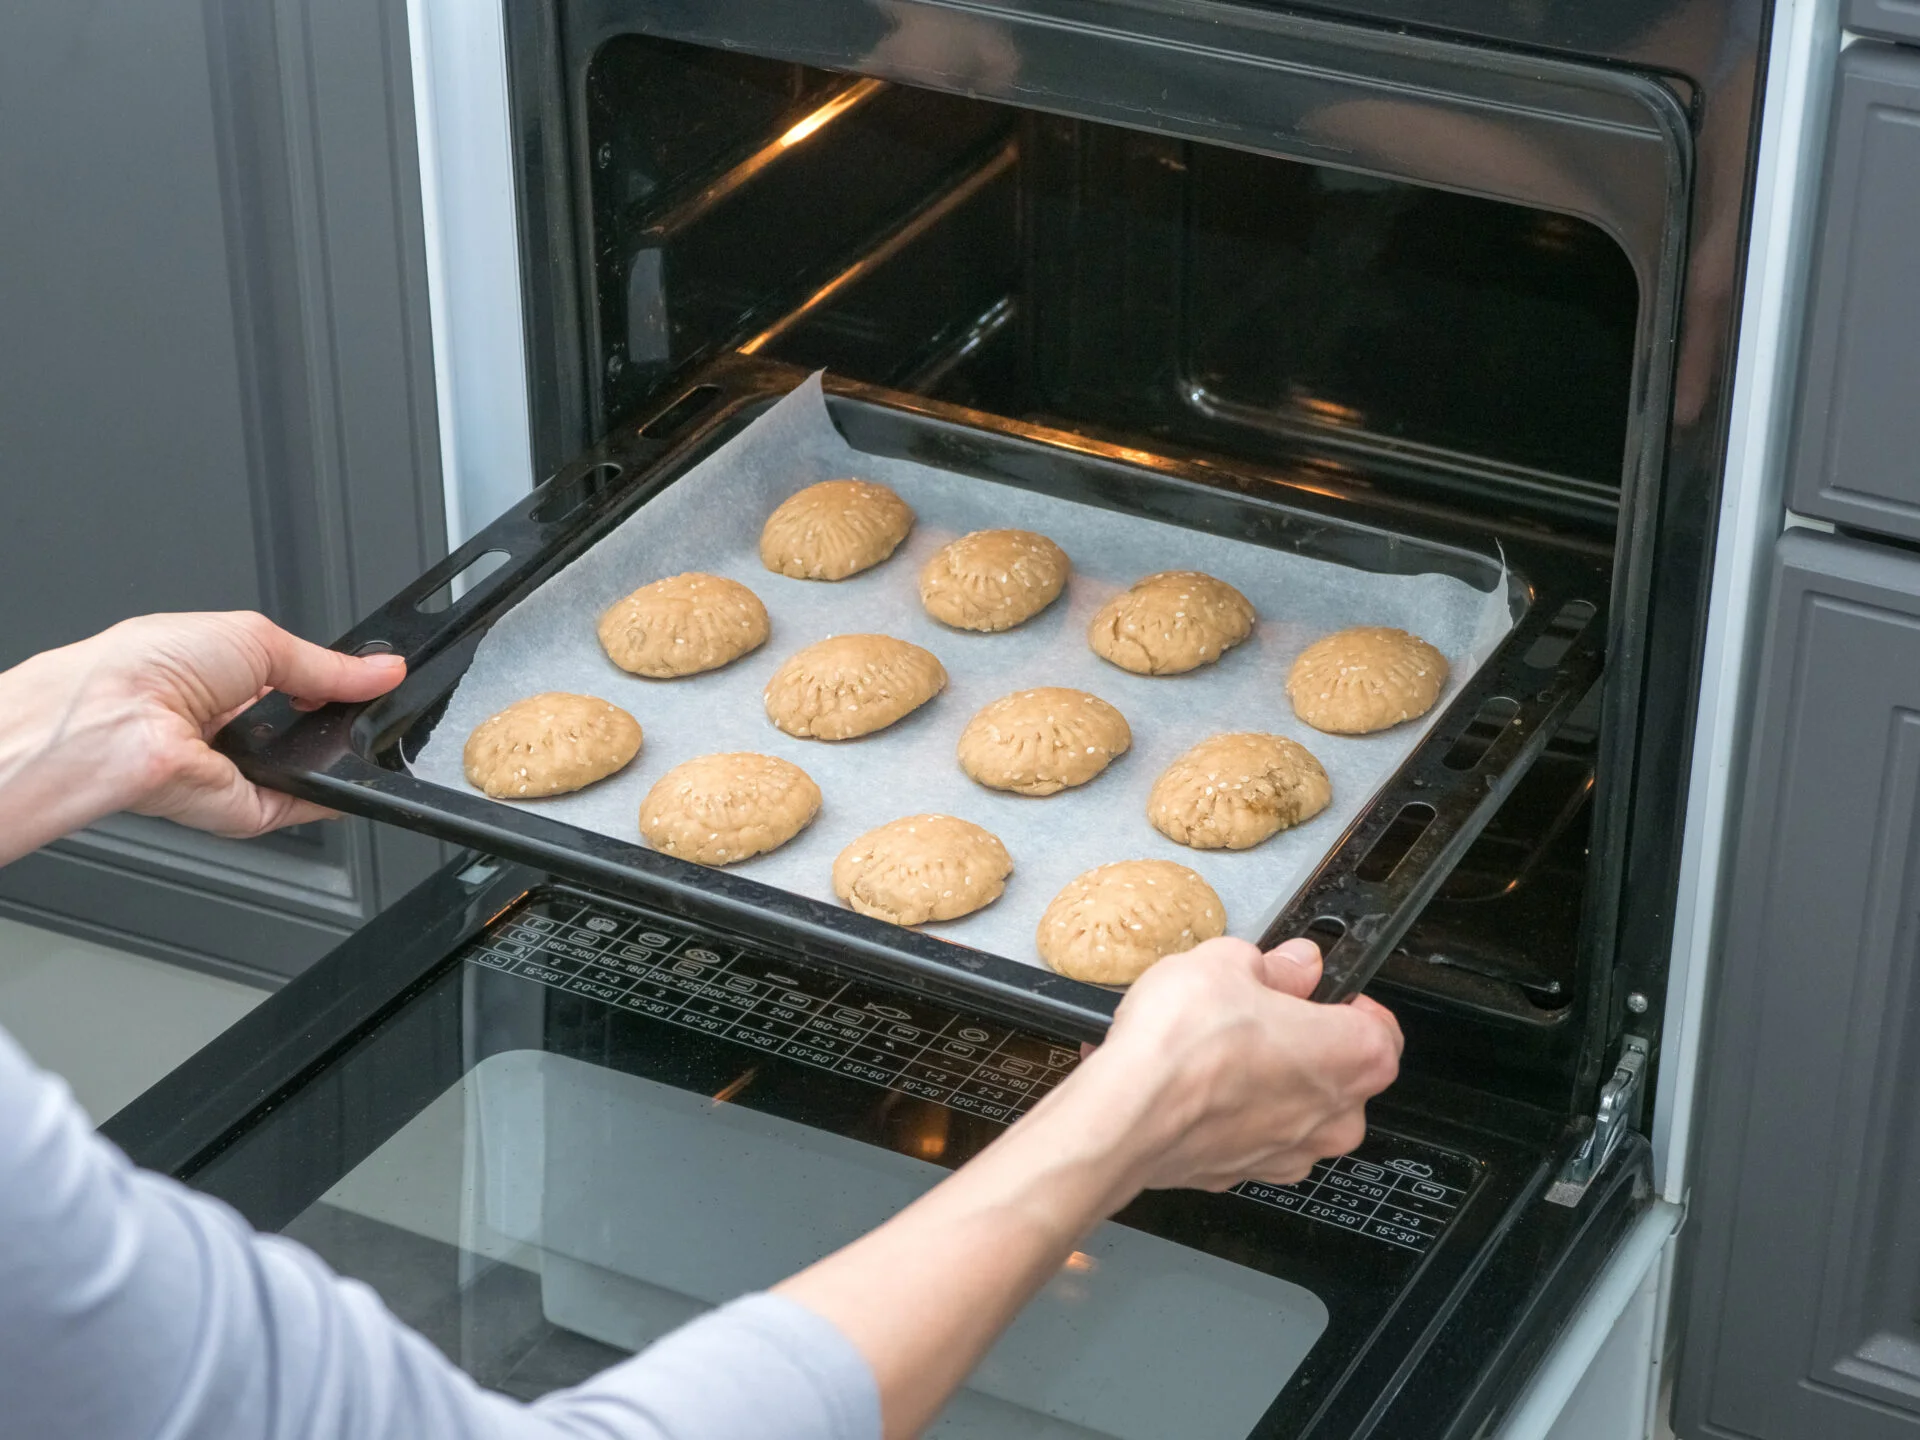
[763,634,947,740]
[1288,625,1449,735]
[1035,860,1227,984]
[1147,732,1332,850]
[919,529,1070,632]
[956,688,1131,796]
[759,479,914,581]
[597,572,769,678]
[462,692,642,799]
[831,814,1013,926]
[638,752,821,866]
[1087,570,1256,676]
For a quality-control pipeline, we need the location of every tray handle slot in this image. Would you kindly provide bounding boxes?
[1441,695,1521,771]
[414,549,512,614]
[531,464,624,524]
[1521,598,1597,670]
[1355,802,1438,883]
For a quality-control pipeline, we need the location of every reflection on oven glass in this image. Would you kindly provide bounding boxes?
[285,1049,1329,1438]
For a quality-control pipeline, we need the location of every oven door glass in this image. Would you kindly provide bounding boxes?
[297,1050,1325,1438]
[182,885,1486,1437]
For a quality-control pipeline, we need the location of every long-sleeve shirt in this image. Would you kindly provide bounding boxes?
[0,1026,881,1440]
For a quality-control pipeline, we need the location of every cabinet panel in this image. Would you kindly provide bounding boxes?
[0,0,449,974]
[1674,531,1920,1438]
[1846,0,1920,46]
[1788,44,1920,539]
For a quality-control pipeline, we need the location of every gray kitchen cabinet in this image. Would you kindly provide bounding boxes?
[1673,530,1920,1438]
[0,0,448,983]
[1847,0,1920,45]
[1786,42,1920,541]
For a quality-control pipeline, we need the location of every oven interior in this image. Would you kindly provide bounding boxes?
[550,33,1643,1118]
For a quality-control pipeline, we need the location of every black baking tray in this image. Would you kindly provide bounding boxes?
[220,355,1608,1039]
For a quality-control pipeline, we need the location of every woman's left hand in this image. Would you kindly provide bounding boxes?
[0,612,406,862]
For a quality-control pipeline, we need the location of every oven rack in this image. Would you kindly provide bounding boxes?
[220,355,1608,1036]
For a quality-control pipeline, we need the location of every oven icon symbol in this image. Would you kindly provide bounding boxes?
[585,918,618,933]
[1386,1160,1434,1178]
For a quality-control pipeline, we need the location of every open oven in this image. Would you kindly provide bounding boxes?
[104,0,1770,1434]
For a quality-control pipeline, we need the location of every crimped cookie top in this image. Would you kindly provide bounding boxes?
[638,752,821,866]
[919,528,1070,632]
[1148,732,1331,850]
[763,634,947,740]
[1288,626,1448,735]
[463,692,642,799]
[1087,570,1256,675]
[597,572,769,678]
[1035,859,1226,984]
[957,687,1131,796]
[832,813,1013,926]
[759,479,914,581]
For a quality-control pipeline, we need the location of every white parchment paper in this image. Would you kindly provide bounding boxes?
[414,374,1512,967]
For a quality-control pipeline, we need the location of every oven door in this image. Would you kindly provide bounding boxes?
[106,856,1650,1439]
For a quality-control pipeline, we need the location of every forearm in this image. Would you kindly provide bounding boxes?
[0,644,145,863]
[2,1027,877,1440]
[774,1054,1162,1439]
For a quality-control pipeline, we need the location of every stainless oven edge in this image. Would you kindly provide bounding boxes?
[1489,1199,1683,1440]
[404,0,536,548]
[1653,0,1839,1208]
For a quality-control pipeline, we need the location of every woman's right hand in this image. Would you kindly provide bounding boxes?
[1063,936,1403,1196]
[773,935,1399,1440]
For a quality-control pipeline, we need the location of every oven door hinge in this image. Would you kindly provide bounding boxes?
[1545,1034,1649,1207]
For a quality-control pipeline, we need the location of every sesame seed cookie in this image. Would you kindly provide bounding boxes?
[759,479,914,581]
[597,572,769,678]
[1287,626,1449,734]
[763,634,947,740]
[1147,732,1331,850]
[832,813,1012,926]
[1086,570,1255,676]
[638,752,821,866]
[956,688,1131,796]
[919,528,1070,632]
[1035,860,1226,984]
[462,693,642,799]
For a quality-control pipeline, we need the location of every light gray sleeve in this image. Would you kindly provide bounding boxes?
[0,1027,881,1440]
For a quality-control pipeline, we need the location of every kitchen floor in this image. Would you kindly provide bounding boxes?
[0,916,268,1123]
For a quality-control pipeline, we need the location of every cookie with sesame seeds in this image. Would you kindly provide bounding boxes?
[759,479,914,581]
[638,752,821,866]
[956,688,1130,796]
[1086,570,1255,675]
[462,693,642,799]
[1288,626,1449,735]
[763,634,947,740]
[1035,860,1226,984]
[919,528,1070,632]
[597,572,769,678]
[1148,732,1331,850]
[832,814,1012,926]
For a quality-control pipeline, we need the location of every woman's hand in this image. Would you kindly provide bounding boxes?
[0,612,406,863]
[1072,935,1403,1194]
[777,936,1399,1439]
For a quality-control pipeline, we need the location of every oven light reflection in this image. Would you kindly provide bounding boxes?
[912,1108,950,1159]
[1291,394,1365,427]
[779,78,886,149]
[711,1068,758,1105]
[1062,1250,1096,1274]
